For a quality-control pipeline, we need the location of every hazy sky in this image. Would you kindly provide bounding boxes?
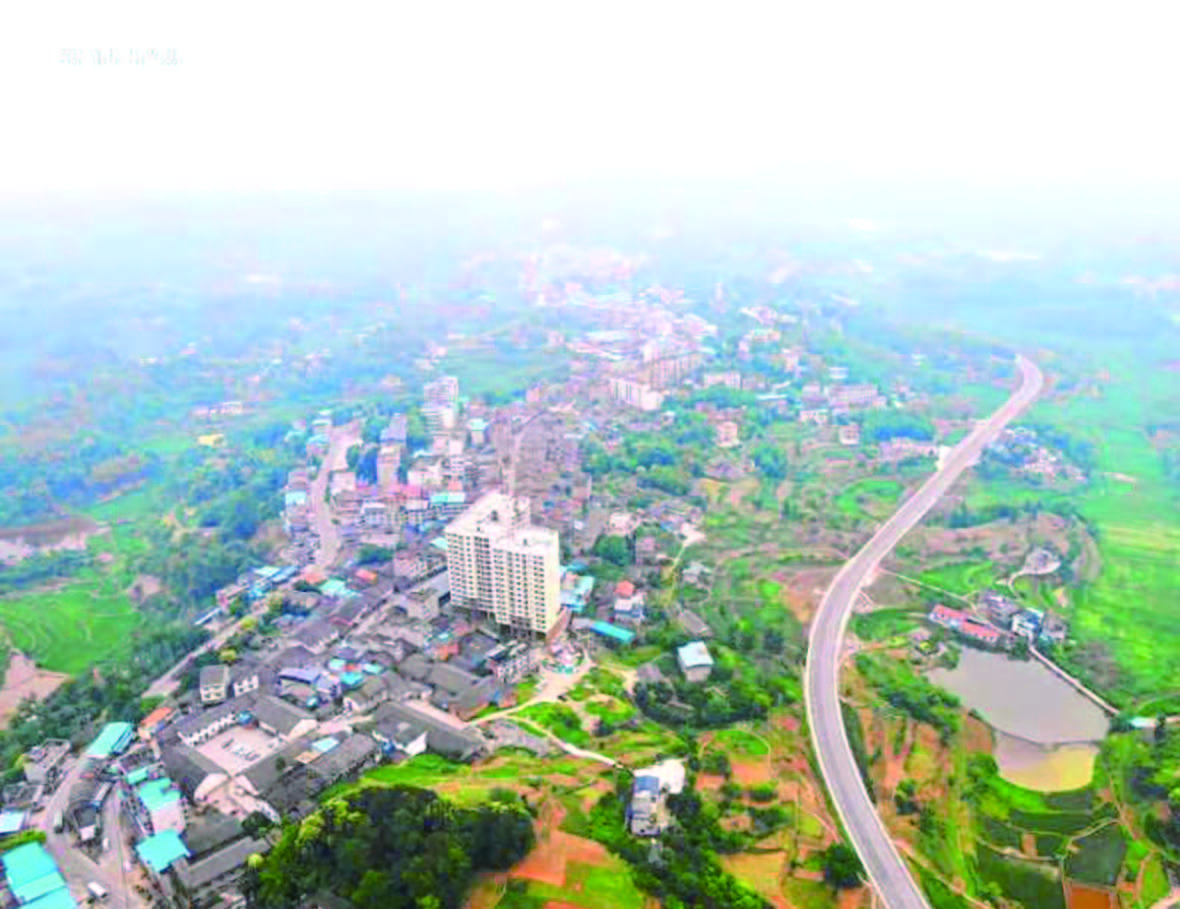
[5,2,1179,196]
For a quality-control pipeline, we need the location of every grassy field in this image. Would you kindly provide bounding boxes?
[0,582,142,674]
[341,751,606,805]
[996,356,1180,703]
[711,727,771,757]
[852,608,924,642]
[516,704,591,748]
[0,521,151,674]
[497,860,646,909]
[916,561,998,597]
[834,478,904,521]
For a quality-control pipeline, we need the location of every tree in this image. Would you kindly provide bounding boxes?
[219,648,238,664]
[821,842,864,889]
[594,535,630,568]
[894,778,919,815]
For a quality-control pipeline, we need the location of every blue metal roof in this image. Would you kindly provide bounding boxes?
[135,830,191,873]
[590,621,635,644]
[85,722,134,758]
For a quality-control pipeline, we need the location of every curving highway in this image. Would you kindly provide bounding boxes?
[805,355,1044,908]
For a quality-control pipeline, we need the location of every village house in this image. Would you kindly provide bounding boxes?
[198,666,230,706]
[928,605,1003,648]
[676,641,714,682]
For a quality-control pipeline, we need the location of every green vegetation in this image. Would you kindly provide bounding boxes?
[851,608,923,642]
[516,704,591,748]
[245,785,535,909]
[833,478,903,521]
[0,582,142,675]
[711,728,770,757]
[855,654,961,741]
[1065,824,1127,887]
[572,772,771,909]
[916,561,997,598]
[496,861,646,909]
[974,844,1064,909]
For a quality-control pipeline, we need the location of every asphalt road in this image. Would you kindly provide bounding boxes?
[804,356,1044,908]
[143,422,360,700]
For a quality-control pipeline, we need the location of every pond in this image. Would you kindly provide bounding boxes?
[928,647,1110,790]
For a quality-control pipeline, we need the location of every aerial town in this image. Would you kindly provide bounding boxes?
[0,270,1104,909]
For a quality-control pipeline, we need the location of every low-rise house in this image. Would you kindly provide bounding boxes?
[343,673,415,713]
[172,836,268,908]
[198,665,230,705]
[402,587,442,622]
[230,659,268,699]
[1040,612,1068,646]
[486,641,536,684]
[252,696,317,740]
[21,740,70,787]
[613,591,646,625]
[838,424,861,446]
[370,702,486,761]
[295,619,341,653]
[928,605,1003,648]
[160,746,228,804]
[714,421,740,448]
[629,759,686,836]
[676,641,714,682]
[139,706,177,744]
[980,591,1022,625]
[1012,609,1044,640]
[426,664,496,719]
[173,698,247,747]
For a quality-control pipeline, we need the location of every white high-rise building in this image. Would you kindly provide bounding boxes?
[424,375,460,409]
[445,492,562,636]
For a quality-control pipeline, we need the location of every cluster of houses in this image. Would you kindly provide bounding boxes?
[927,590,1068,653]
[79,563,556,904]
[986,427,1086,485]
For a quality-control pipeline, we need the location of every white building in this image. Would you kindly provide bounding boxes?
[424,375,460,409]
[608,377,665,412]
[445,492,562,636]
[676,641,714,682]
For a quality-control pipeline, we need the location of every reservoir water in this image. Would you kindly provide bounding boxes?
[928,647,1109,790]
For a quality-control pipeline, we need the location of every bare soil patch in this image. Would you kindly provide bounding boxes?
[128,574,163,603]
[0,652,69,729]
[511,801,614,888]
[1065,881,1115,909]
[0,517,101,563]
[782,567,839,624]
[731,760,774,786]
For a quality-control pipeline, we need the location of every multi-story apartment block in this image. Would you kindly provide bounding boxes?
[377,445,402,490]
[445,493,562,636]
[608,377,665,412]
[424,375,460,409]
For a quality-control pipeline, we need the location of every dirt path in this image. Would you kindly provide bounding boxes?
[0,651,69,729]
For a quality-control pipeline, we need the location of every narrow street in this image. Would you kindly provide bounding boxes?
[310,422,361,571]
[40,756,142,909]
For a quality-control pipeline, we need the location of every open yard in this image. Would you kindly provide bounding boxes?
[197,725,286,775]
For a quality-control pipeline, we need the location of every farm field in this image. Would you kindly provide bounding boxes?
[0,581,142,674]
[834,478,904,522]
[0,484,170,675]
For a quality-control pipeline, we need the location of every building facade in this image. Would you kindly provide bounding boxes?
[445,493,561,636]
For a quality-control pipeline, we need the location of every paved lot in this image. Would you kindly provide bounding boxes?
[196,726,285,775]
